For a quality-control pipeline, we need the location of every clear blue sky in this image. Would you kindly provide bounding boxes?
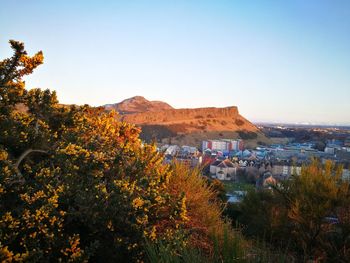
[1,0,349,124]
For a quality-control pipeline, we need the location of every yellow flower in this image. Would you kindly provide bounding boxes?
[180,196,189,221]
[107,220,114,230]
[0,150,8,160]
[149,226,157,241]
[132,197,144,209]
[155,195,163,203]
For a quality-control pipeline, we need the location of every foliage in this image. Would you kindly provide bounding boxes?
[0,40,188,262]
[145,225,293,263]
[139,125,177,143]
[209,178,228,202]
[167,163,259,262]
[223,182,255,194]
[237,160,350,262]
[237,131,257,140]
[145,225,249,263]
[145,238,207,263]
[168,163,225,254]
[234,168,258,185]
[0,40,43,115]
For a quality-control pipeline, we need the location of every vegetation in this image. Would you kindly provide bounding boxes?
[235,160,350,262]
[223,182,255,194]
[235,119,245,126]
[145,226,248,263]
[139,125,177,142]
[237,131,258,140]
[2,40,348,263]
[0,40,196,261]
[0,40,268,262]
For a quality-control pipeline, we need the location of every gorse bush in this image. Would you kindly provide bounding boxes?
[0,40,188,262]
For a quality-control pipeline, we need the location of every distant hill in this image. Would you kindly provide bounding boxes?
[104,96,269,147]
[104,96,173,114]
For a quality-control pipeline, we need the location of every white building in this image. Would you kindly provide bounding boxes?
[324,147,335,155]
[165,145,180,156]
[202,139,244,152]
[210,159,237,180]
[342,169,350,181]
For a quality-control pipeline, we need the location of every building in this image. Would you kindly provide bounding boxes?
[342,169,350,181]
[272,163,301,177]
[256,172,278,189]
[324,147,335,155]
[164,145,180,156]
[180,145,198,155]
[345,138,350,147]
[209,159,237,180]
[202,139,244,152]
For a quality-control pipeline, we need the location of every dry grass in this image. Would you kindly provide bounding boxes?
[168,162,231,254]
[168,163,223,252]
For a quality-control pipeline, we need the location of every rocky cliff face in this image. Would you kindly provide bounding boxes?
[104,96,262,144]
[121,106,258,133]
[122,106,238,124]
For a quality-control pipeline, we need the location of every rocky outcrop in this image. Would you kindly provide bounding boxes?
[104,96,261,143]
[105,96,173,114]
[122,106,239,125]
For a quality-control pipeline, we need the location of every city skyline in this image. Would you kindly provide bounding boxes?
[1,0,349,125]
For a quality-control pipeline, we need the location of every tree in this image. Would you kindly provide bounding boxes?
[274,160,350,260]
[237,159,350,261]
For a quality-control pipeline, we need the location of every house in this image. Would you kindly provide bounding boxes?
[236,149,252,159]
[324,147,335,155]
[209,159,237,180]
[181,145,198,155]
[164,145,180,156]
[342,169,350,181]
[263,174,277,187]
[272,162,301,177]
[256,172,277,189]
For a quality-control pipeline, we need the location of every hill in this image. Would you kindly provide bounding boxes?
[104,96,173,114]
[105,96,269,147]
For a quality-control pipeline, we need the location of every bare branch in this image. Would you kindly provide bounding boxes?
[15,148,48,169]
